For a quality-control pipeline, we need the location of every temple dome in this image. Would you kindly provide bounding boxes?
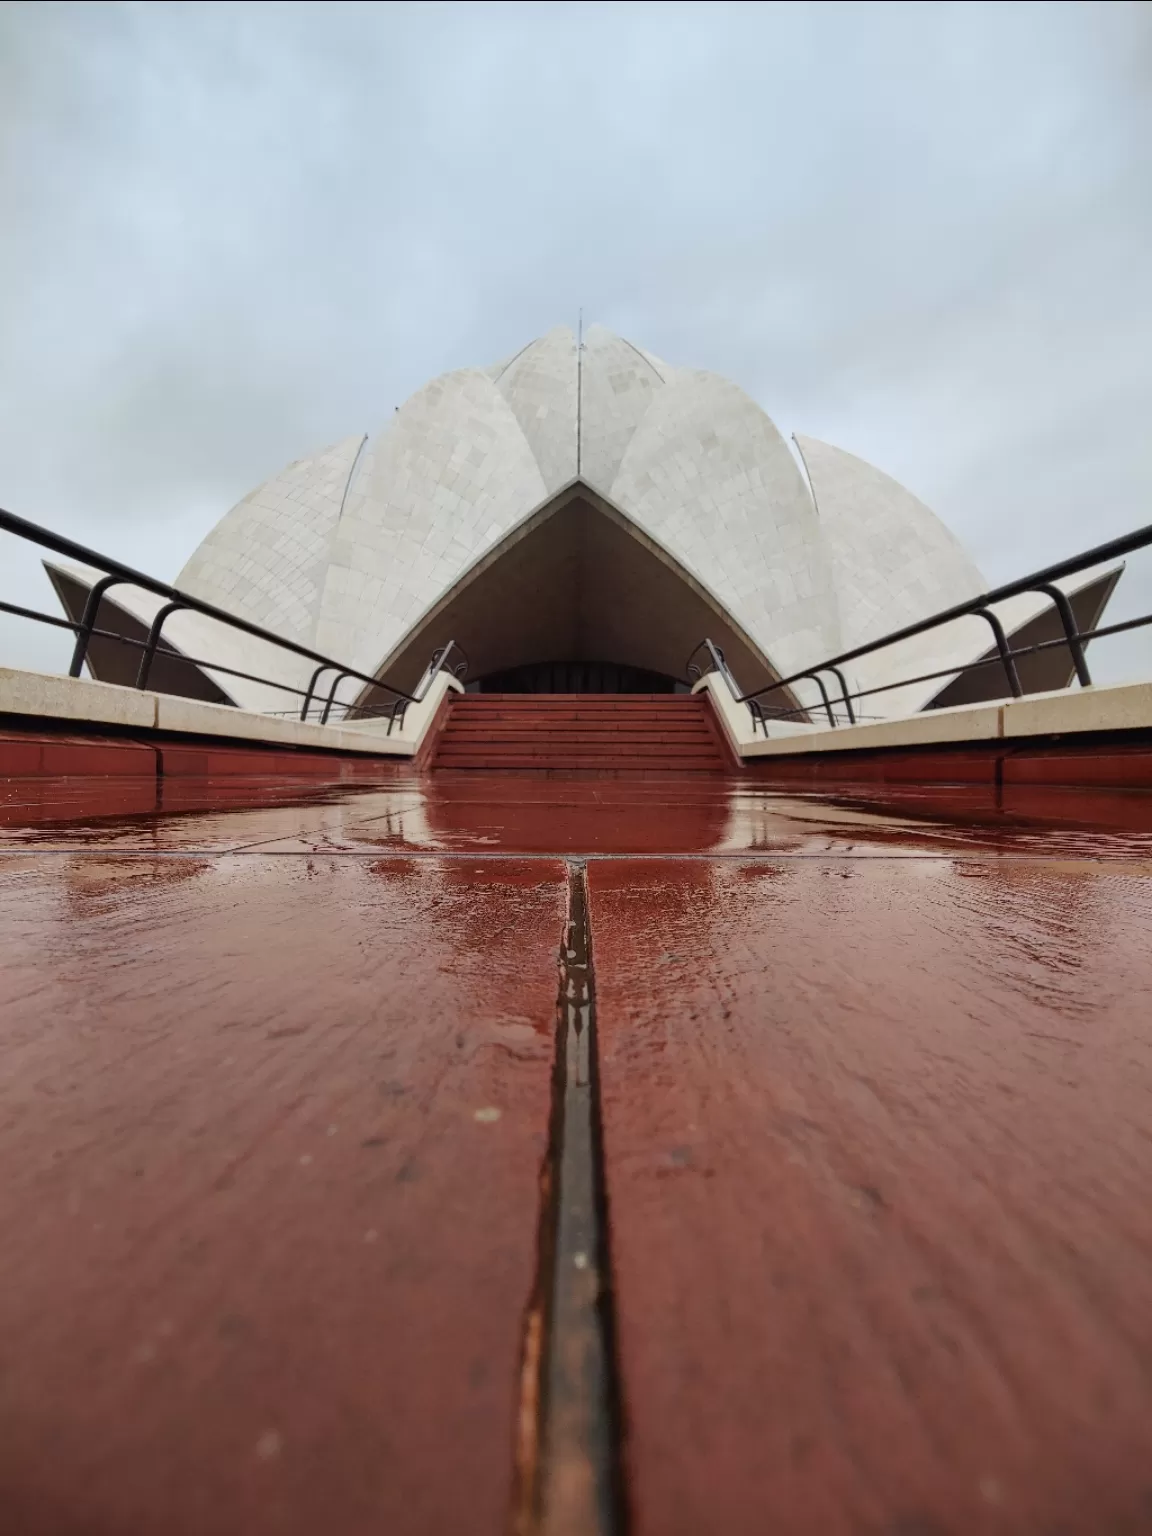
[46,325,1119,719]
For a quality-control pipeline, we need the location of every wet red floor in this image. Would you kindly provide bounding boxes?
[592,857,1152,1535]
[3,771,1152,1533]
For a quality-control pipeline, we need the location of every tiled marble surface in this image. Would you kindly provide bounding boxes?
[47,324,1119,721]
[179,435,365,645]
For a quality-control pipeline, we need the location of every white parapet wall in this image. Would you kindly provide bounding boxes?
[692,670,1152,757]
[0,665,463,758]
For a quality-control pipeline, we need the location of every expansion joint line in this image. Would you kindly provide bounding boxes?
[513,859,625,1536]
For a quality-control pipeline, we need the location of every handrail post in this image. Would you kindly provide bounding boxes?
[418,646,446,698]
[319,671,352,725]
[708,641,740,699]
[69,574,126,677]
[2,504,420,714]
[135,601,186,689]
[802,671,837,727]
[823,664,856,724]
[1034,583,1092,687]
[300,663,334,722]
[974,606,1023,697]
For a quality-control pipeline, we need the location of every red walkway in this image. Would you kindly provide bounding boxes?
[2,771,1152,1533]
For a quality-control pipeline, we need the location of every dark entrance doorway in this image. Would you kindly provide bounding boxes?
[469,659,686,694]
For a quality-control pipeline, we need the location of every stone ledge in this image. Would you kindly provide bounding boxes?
[744,699,1004,756]
[695,673,1152,758]
[1001,681,1152,739]
[0,666,459,759]
[0,666,158,731]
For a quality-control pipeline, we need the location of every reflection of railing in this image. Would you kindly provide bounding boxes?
[689,517,1152,735]
[0,503,421,725]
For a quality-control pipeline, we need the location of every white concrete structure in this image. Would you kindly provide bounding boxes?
[46,324,1121,722]
[691,670,1152,759]
[0,664,460,758]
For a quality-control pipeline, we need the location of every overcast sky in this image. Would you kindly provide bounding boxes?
[2,0,1150,679]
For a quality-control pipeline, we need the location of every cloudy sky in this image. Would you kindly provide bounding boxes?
[1,0,1150,678]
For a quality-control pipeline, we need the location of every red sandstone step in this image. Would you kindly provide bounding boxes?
[438,727,720,741]
[472,692,682,701]
[439,720,719,738]
[441,729,717,743]
[432,694,728,773]
[448,709,709,721]
[433,749,721,761]
[436,743,722,757]
[436,749,721,761]
[447,716,710,725]
[449,707,707,714]
[448,697,707,708]
[450,696,706,704]
[434,758,725,773]
[446,725,713,737]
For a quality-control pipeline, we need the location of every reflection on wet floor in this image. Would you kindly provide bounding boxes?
[3,770,1152,858]
[590,854,1152,1535]
[4,769,1152,1533]
[0,849,565,1536]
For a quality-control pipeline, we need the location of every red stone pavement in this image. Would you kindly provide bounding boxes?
[3,772,1152,1533]
[0,849,564,1536]
[591,856,1152,1535]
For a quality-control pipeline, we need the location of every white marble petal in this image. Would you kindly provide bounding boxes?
[44,323,1125,724]
[610,369,841,680]
[490,325,578,496]
[795,434,985,649]
[177,435,365,643]
[577,324,663,494]
[312,366,549,680]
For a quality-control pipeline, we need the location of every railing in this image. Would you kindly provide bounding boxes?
[324,640,470,732]
[689,517,1152,734]
[0,504,463,732]
[686,639,774,734]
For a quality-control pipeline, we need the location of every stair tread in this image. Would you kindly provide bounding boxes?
[432,692,727,772]
[440,726,719,740]
[434,759,724,769]
[447,707,708,712]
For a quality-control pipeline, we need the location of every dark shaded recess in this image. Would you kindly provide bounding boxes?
[472,660,685,694]
[369,489,783,703]
[927,570,1119,708]
[46,567,232,705]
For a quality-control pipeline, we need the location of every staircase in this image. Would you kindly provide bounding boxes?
[432,693,730,773]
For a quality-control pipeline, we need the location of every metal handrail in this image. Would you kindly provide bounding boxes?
[737,517,1152,715]
[686,640,853,731]
[685,518,1152,732]
[694,607,1152,731]
[765,613,1152,721]
[379,640,469,734]
[0,597,399,712]
[0,503,418,722]
[686,638,740,697]
[318,641,469,730]
[692,604,1152,732]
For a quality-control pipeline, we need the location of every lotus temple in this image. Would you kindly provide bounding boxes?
[44,323,1119,721]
